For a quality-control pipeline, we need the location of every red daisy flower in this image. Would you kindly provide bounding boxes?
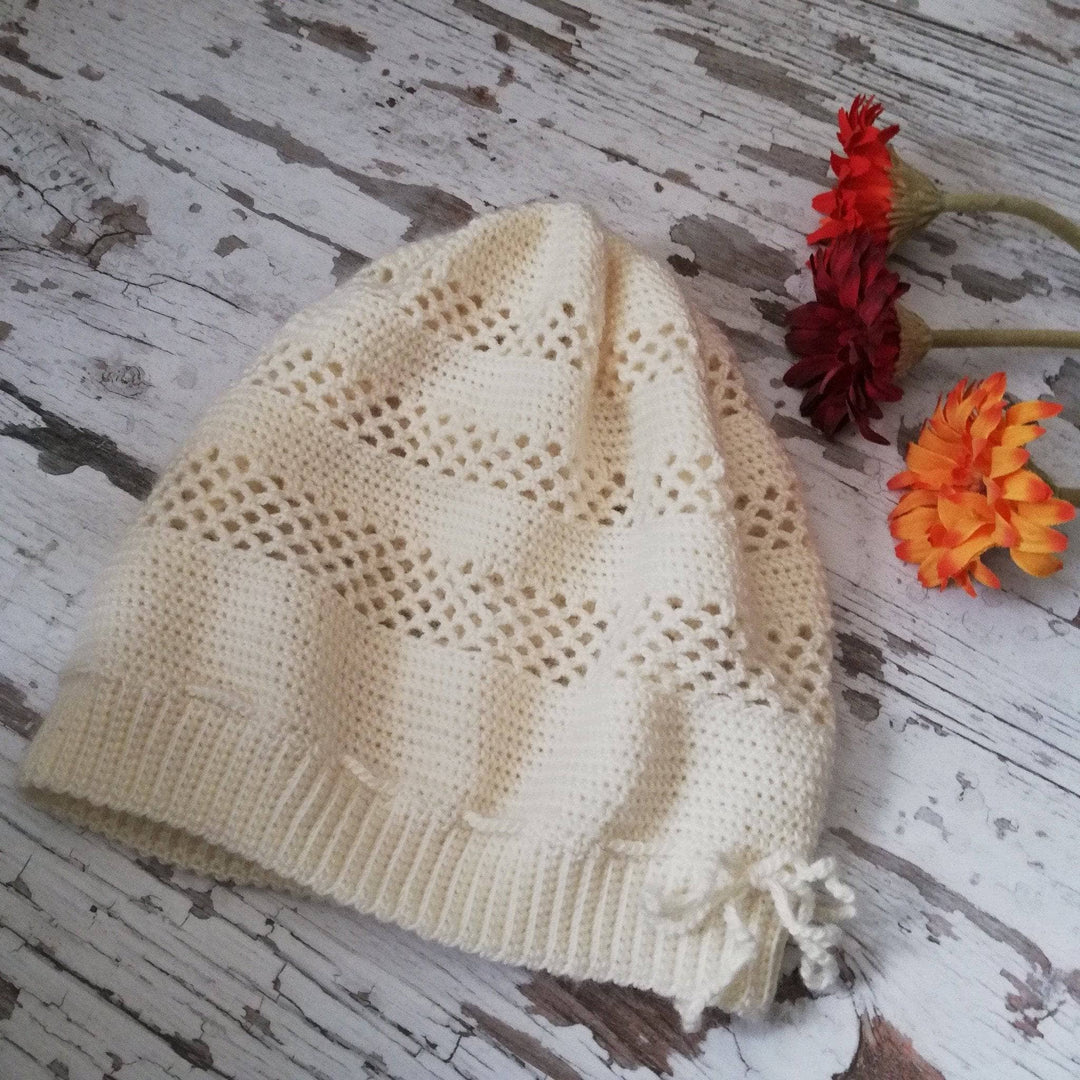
[809,95,899,246]
[784,231,908,445]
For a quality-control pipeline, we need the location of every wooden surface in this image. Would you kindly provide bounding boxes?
[2,1,1080,1077]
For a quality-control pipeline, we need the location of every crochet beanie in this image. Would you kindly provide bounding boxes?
[19,202,852,1027]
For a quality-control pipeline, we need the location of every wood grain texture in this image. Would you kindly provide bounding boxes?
[1,1,1078,1077]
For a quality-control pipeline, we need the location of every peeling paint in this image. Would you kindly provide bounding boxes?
[220,184,368,277]
[661,167,698,190]
[837,631,886,681]
[213,234,248,257]
[0,33,61,78]
[122,138,194,177]
[1046,355,1079,426]
[163,93,474,241]
[738,142,828,184]
[835,827,1052,973]
[951,264,1051,303]
[206,38,241,59]
[884,630,930,659]
[835,1014,945,1079]
[667,253,698,277]
[1014,31,1072,64]
[911,229,958,257]
[179,885,216,920]
[833,33,876,63]
[993,817,1019,840]
[0,674,41,737]
[454,0,579,67]
[770,413,870,471]
[77,64,104,80]
[924,912,958,942]
[46,196,151,270]
[259,0,373,64]
[462,1003,582,1080]
[519,973,721,1073]
[0,378,157,499]
[1047,0,1080,18]
[669,214,798,294]
[522,0,598,32]
[0,71,40,98]
[843,686,881,722]
[241,1005,275,1040]
[163,1033,213,1070]
[914,806,949,840]
[753,297,790,327]
[421,79,500,111]
[655,28,831,122]
[892,254,946,286]
[1002,970,1054,1039]
[0,973,19,1020]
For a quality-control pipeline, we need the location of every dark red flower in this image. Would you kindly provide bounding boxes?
[784,231,909,445]
[809,95,899,246]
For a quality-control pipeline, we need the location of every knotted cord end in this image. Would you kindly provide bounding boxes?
[643,848,856,1022]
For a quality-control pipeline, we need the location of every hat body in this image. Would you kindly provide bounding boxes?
[20,203,850,1025]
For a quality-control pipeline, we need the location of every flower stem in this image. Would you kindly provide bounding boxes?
[939,192,1080,254]
[930,328,1080,350]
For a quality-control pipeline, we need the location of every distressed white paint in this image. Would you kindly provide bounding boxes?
[1,1,1079,1077]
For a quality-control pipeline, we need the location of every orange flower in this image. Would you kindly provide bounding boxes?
[809,96,899,246]
[888,373,1075,596]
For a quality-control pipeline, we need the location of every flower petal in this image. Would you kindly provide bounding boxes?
[999,470,1053,502]
[998,423,1045,448]
[970,560,1001,590]
[1010,549,1064,578]
[1005,400,1062,426]
[1012,517,1069,553]
[936,529,995,580]
[989,446,1030,478]
[1013,498,1077,526]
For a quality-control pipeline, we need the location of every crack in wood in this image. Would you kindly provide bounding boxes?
[21,940,233,1077]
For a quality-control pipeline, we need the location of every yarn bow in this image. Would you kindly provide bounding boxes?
[642,850,856,994]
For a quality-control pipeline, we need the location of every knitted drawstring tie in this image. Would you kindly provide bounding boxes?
[642,850,856,1008]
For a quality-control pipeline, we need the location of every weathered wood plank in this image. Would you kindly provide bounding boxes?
[2,0,1079,1077]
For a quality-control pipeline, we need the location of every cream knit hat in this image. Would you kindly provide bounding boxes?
[19,202,852,1027]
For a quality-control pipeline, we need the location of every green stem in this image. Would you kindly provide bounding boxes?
[929,328,1080,350]
[939,192,1080,255]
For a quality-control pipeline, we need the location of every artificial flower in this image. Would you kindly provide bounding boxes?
[784,231,908,444]
[809,94,1080,254]
[808,95,902,246]
[888,373,1074,595]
